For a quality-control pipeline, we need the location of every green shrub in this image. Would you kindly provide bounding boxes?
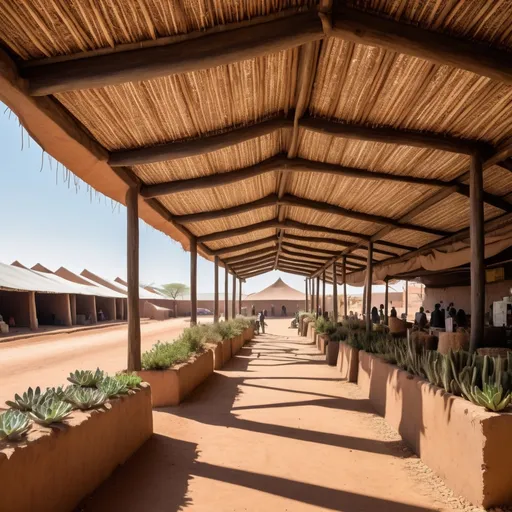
[115,372,142,389]
[141,325,206,370]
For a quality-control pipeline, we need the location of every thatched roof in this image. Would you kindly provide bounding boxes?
[1,1,512,284]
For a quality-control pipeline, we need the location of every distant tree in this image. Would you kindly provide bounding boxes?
[158,283,189,317]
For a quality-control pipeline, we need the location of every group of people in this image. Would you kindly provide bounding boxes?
[251,304,287,317]
[424,302,467,329]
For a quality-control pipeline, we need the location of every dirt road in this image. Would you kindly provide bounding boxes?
[0,318,196,405]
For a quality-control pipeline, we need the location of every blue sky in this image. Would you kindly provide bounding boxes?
[0,104,388,295]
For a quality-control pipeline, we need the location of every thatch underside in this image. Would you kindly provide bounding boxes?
[1,0,512,282]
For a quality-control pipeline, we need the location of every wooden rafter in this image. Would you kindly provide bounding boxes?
[212,235,278,256]
[174,192,452,236]
[224,247,277,265]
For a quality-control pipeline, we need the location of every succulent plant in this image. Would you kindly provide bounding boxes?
[98,377,129,398]
[42,386,67,401]
[464,383,511,411]
[67,368,105,387]
[65,387,108,410]
[29,398,73,425]
[0,410,32,441]
[115,372,142,389]
[5,386,43,411]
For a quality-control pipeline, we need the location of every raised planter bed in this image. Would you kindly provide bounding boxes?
[308,324,316,343]
[356,349,373,398]
[243,326,254,342]
[221,337,232,366]
[337,342,359,382]
[0,385,153,512]
[138,350,214,407]
[209,341,223,371]
[231,334,244,355]
[317,333,328,355]
[361,352,512,508]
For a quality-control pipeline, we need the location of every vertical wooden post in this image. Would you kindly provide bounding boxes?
[214,256,219,323]
[28,291,38,330]
[239,278,242,315]
[322,270,326,315]
[332,261,338,322]
[315,276,320,316]
[232,272,236,319]
[70,294,77,325]
[311,278,315,313]
[470,152,485,353]
[126,186,141,371]
[342,256,347,319]
[190,237,197,326]
[305,279,309,312]
[384,278,389,325]
[404,280,409,320]
[362,284,367,317]
[365,242,373,333]
[224,266,229,321]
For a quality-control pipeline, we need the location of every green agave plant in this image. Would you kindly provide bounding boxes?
[115,372,142,389]
[5,386,43,411]
[42,386,67,401]
[65,387,108,410]
[67,368,105,387]
[29,398,73,426]
[0,410,32,441]
[98,377,129,398]
[466,383,511,412]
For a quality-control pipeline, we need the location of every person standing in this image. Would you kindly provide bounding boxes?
[259,311,266,334]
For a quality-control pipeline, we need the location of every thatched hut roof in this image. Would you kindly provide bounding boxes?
[1,1,512,283]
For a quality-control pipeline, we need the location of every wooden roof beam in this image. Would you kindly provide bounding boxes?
[196,218,373,243]
[234,260,277,275]
[24,11,324,96]
[239,265,276,279]
[331,4,512,86]
[282,233,401,256]
[223,246,277,265]
[230,255,277,271]
[175,193,451,237]
[210,235,278,257]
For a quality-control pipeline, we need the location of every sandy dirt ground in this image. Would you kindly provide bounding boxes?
[0,317,201,405]
[80,319,469,512]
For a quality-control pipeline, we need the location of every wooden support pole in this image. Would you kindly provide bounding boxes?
[232,272,237,319]
[311,278,315,313]
[404,280,409,320]
[365,242,373,333]
[305,279,309,312]
[342,257,348,319]
[322,271,326,315]
[190,237,198,326]
[316,275,320,316]
[362,284,367,317]
[214,255,219,323]
[384,278,389,325]
[126,186,141,371]
[70,294,77,325]
[470,152,485,353]
[224,266,229,321]
[28,291,38,330]
[239,278,242,315]
[332,261,338,322]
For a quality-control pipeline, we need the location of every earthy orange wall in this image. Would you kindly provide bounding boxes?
[35,293,72,326]
[0,290,31,328]
[424,281,512,314]
[95,296,116,322]
[0,386,153,512]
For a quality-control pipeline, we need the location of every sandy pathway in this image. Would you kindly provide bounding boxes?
[0,317,193,404]
[82,319,457,512]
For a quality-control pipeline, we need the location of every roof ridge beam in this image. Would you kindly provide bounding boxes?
[25,11,324,96]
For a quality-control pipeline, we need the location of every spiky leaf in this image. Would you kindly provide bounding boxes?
[0,410,32,441]
[29,398,73,425]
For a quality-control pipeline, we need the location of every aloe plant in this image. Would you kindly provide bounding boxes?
[465,383,511,411]
[115,372,142,389]
[42,386,66,401]
[5,386,43,411]
[67,368,105,387]
[98,377,129,398]
[29,398,73,425]
[65,387,108,410]
[0,410,32,441]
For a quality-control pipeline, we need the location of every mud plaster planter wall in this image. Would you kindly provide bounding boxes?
[231,334,244,355]
[138,350,214,407]
[221,337,232,366]
[243,326,254,342]
[337,342,359,382]
[357,350,374,398]
[317,333,328,354]
[308,325,316,342]
[0,385,152,512]
[363,352,512,508]
[209,341,223,371]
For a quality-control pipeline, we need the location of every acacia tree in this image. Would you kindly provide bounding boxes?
[159,283,190,318]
